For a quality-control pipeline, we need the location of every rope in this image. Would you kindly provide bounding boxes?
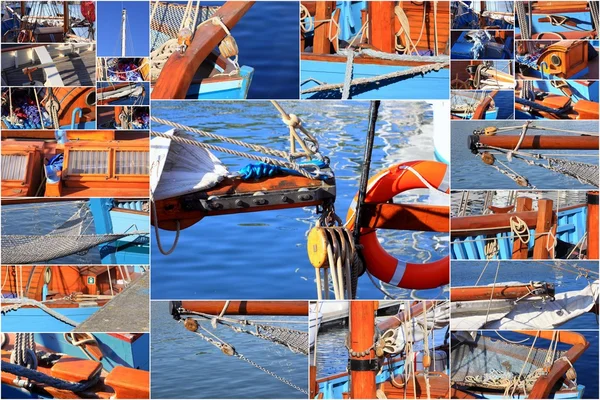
[2,361,100,392]
[1,298,78,327]
[301,62,448,95]
[150,131,316,180]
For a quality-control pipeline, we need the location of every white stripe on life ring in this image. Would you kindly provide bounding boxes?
[388,260,407,287]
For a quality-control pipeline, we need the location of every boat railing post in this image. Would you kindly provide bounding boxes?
[533,198,554,259]
[367,1,395,53]
[512,196,532,259]
[587,191,599,259]
[314,1,335,54]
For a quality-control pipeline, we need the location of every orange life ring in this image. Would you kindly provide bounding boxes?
[345,160,449,290]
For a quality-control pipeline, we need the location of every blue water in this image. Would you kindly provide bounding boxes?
[150,100,448,300]
[1,201,102,264]
[150,301,308,399]
[452,261,600,329]
[451,120,599,189]
[456,330,599,399]
[211,1,299,99]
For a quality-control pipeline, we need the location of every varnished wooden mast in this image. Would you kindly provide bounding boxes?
[152,1,254,99]
[178,301,308,316]
[63,1,69,35]
[349,301,377,399]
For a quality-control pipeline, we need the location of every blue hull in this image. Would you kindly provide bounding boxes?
[530,80,599,102]
[34,333,149,371]
[1,307,99,332]
[452,108,499,120]
[301,59,449,99]
[89,199,150,265]
[319,359,406,399]
[188,66,254,99]
[452,204,588,260]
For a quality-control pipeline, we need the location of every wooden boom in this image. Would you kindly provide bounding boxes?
[152,1,254,99]
[176,301,308,316]
[471,134,599,150]
[450,283,554,302]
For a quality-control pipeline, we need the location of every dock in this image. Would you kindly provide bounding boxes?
[74,272,149,333]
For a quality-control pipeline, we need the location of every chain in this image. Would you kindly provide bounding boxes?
[234,352,308,394]
[180,319,308,395]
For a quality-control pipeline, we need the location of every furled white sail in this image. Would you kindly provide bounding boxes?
[150,128,229,200]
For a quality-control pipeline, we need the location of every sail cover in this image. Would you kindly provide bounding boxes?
[451,281,599,329]
[151,128,229,201]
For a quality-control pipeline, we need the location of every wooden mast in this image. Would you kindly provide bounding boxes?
[349,301,377,399]
[152,1,254,99]
[177,301,308,316]
[63,1,69,35]
[587,191,599,259]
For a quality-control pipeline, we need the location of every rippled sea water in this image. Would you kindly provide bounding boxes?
[150,100,448,300]
[451,120,599,189]
[151,301,308,399]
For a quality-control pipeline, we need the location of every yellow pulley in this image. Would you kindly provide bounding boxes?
[219,35,239,58]
[484,127,498,136]
[307,226,329,269]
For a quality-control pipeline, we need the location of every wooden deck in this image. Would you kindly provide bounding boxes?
[1,50,96,86]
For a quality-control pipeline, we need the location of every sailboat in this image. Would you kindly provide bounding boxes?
[312,301,451,399]
[1,332,150,399]
[514,1,599,40]
[451,330,590,399]
[300,1,450,100]
[150,1,254,99]
[1,1,96,43]
[451,90,499,119]
[451,191,599,260]
[1,87,96,129]
[1,198,150,265]
[1,130,149,197]
[1,266,149,332]
[451,1,515,30]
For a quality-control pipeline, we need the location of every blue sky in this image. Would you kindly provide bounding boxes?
[97,1,149,56]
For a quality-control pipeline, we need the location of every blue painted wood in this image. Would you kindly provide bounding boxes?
[301,60,449,99]
[532,80,599,102]
[1,307,98,332]
[451,205,587,260]
[188,66,254,100]
[34,333,149,371]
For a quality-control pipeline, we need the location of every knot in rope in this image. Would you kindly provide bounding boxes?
[510,216,530,244]
[283,113,301,129]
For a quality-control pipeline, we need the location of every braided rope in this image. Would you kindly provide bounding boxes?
[301,62,448,94]
[150,130,315,179]
[2,361,100,392]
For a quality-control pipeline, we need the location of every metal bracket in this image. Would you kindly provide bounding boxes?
[348,358,379,372]
[180,180,336,213]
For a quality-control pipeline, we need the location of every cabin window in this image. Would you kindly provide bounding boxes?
[69,150,109,175]
[115,150,149,175]
[1,154,28,181]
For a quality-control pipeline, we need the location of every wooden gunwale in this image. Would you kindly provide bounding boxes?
[361,203,448,232]
[451,210,543,237]
[152,1,254,99]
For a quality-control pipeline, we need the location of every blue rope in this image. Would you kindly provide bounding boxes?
[238,160,330,180]
[2,361,100,392]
